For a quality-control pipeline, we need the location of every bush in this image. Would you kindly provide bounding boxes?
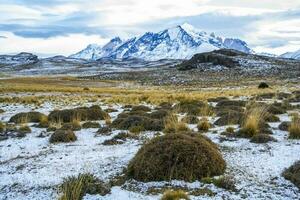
[102,132,137,145]
[126,133,226,182]
[59,173,110,200]
[9,111,47,124]
[289,115,300,139]
[216,100,246,108]
[48,105,109,123]
[250,134,277,143]
[149,109,169,119]
[82,122,100,129]
[49,129,77,143]
[226,127,235,134]
[258,82,269,89]
[202,176,236,191]
[282,161,300,189]
[18,125,31,134]
[0,109,5,113]
[161,190,190,200]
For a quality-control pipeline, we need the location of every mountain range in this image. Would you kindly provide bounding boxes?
[70,23,253,61]
[281,49,300,59]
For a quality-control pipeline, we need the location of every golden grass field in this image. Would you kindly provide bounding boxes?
[0,76,298,105]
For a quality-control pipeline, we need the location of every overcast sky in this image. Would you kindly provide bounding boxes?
[0,0,299,56]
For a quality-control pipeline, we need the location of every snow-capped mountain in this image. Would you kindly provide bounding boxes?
[281,49,300,60]
[70,23,253,61]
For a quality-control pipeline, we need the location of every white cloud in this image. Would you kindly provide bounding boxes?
[0,32,108,56]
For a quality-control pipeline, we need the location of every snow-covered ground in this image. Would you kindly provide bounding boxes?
[0,99,299,200]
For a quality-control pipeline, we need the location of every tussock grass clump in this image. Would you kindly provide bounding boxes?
[175,100,207,115]
[9,111,47,124]
[201,176,236,191]
[278,121,290,131]
[96,126,112,136]
[161,190,190,200]
[226,127,235,134]
[0,109,5,113]
[197,118,211,132]
[163,113,190,133]
[288,114,300,139]
[18,125,31,134]
[59,173,110,200]
[216,100,246,108]
[0,122,5,132]
[181,115,199,124]
[48,105,109,123]
[237,106,269,138]
[60,120,82,131]
[126,133,226,182]
[131,105,151,112]
[82,122,100,129]
[49,129,77,143]
[282,161,300,189]
[37,116,49,128]
[102,132,137,145]
[250,134,277,143]
[214,109,244,126]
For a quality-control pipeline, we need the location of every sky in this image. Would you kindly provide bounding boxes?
[0,0,299,56]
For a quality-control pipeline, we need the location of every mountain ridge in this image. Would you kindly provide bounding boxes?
[70,23,253,61]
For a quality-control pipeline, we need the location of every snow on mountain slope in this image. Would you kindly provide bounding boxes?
[70,23,253,61]
[281,49,300,59]
[0,52,38,67]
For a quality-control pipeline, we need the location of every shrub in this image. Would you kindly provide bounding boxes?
[197,119,211,132]
[49,129,77,143]
[216,100,246,108]
[149,109,169,119]
[181,115,199,124]
[82,122,100,129]
[289,115,300,139]
[48,106,109,123]
[161,190,190,200]
[102,132,137,145]
[282,161,300,189]
[18,125,31,134]
[59,173,110,200]
[129,125,145,134]
[9,111,47,124]
[126,133,226,182]
[112,115,163,131]
[250,134,277,143]
[258,82,269,89]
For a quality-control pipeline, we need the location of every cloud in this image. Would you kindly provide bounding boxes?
[0,0,299,55]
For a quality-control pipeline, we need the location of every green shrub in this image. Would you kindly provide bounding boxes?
[49,129,77,143]
[126,133,226,182]
[161,190,190,200]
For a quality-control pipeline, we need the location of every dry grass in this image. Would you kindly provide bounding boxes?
[197,118,211,132]
[240,106,269,137]
[0,77,293,106]
[289,114,300,139]
[161,190,190,200]
[163,113,190,133]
